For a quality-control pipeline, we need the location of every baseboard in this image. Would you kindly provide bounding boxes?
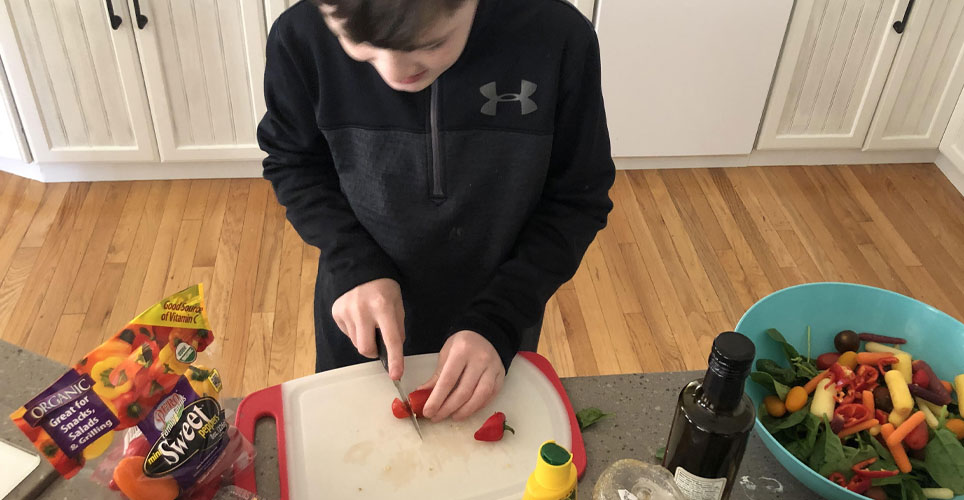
[0,150,944,182]
[0,158,263,182]
[0,158,42,181]
[614,149,940,170]
[935,152,964,196]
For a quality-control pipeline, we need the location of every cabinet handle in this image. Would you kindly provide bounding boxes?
[893,0,915,34]
[132,0,148,29]
[104,0,122,30]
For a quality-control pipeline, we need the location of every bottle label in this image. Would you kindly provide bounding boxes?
[673,467,726,500]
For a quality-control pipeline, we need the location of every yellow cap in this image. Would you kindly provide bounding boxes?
[523,441,577,500]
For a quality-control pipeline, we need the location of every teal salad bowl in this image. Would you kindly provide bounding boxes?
[736,283,964,500]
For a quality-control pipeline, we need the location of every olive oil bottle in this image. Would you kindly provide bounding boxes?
[662,332,756,500]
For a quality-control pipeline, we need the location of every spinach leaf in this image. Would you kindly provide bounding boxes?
[755,359,798,386]
[808,418,876,477]
[751,370,791,399]
[765,328,819,379]
[809,419,848,477]
[576,408,611,431]
[767,328,801,360]
[760,403,808,433]
[901,478,927,500]
[924,429,964,493]
[780,413,821,462]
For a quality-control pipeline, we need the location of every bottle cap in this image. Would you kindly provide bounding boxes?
[540,442,571,466]
[707,331,755,379]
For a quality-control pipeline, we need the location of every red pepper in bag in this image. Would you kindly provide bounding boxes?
[474,412,515,442]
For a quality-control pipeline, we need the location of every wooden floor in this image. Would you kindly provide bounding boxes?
[1,164,963,397]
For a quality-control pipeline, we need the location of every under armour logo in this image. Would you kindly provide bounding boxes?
[480,80,538,116]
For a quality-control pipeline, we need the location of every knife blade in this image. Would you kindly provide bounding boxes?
[375,329,422,440]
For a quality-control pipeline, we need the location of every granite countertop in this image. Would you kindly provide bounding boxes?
[1,341,821,500]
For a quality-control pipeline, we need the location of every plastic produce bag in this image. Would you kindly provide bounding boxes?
[9,285,255,500]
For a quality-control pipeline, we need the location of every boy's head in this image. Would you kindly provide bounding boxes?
[316,0,479,92]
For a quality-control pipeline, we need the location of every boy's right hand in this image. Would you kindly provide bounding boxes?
[332,278,406,380]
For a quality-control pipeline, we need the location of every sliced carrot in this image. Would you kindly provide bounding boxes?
[862,390,875,414]
[886,411,926,448]
[837,418,880,439]
[856,352,894,366]
[804,370,830,394]
[881,424,912,474]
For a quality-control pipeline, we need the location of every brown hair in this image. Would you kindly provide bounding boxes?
[315,0,469,51]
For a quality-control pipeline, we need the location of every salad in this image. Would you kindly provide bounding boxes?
[752,328,964,500]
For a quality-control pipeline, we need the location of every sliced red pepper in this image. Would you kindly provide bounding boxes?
[834,404,872,429]
[852,456,899,479]
[875,409,889,424]
[845,474,871,494]
[391,398,412,419]
[877,356,899,376]
[854,365,879,392]
[828,472,847,487]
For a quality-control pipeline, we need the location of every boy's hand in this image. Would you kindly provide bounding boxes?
[332,278,405,379]
[417,331,505,422]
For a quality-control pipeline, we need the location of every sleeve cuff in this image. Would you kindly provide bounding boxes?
[328,256,402,303]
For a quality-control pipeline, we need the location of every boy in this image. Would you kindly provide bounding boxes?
[258,0,614,422]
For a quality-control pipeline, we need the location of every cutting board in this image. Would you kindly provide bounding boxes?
[234,352,585,500]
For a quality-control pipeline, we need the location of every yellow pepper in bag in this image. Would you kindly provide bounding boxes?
[186,366,222,400]
[91,357,132,400]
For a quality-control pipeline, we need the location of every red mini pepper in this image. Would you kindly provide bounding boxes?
[474,412,515,442]
[877,356,899,376]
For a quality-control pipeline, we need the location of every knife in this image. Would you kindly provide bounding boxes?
[375,329,423,440]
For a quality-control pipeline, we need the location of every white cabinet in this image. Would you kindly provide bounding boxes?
[131,0,267,161]
[865,0,964,150]
[0,0,266,163]
[596,0,793,157]
[0,0,157,162]
[0,54,29,162]
[757,0,908,150]
[264,0,293,27]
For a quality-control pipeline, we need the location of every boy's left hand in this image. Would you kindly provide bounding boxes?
[417,331,504,422]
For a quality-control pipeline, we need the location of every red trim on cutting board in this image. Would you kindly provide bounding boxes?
[518,351,587,479]
[234,384,289,500]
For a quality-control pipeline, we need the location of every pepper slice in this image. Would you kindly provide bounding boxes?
[835,404,872,429]
[852,457,899,479]
[854,365,879,393]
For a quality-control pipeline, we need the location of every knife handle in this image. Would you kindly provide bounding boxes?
[374,328,390,372]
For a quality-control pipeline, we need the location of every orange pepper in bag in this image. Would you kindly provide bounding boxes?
[113,456,179,500]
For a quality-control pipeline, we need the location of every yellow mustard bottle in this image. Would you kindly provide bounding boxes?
[522,440,578,500]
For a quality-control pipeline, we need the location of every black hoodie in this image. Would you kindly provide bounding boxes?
[258,0,615,371]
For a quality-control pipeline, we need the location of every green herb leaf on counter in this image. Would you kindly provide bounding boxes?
[924,428,964,493]
[655,446,666,462]
[576,408,611,431]
[751,371,791,400]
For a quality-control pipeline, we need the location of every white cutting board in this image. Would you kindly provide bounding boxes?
[281,353,574,500]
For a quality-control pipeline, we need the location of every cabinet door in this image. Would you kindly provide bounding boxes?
[0,0,157,162]
[0,52,30,162]
[865,0,964,150]
[264,0,294,28]
[130,0,267,161]
[597,0,793,157]
[757,0,907,150]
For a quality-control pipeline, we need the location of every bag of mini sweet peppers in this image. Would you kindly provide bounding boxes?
[9,284,256,500]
